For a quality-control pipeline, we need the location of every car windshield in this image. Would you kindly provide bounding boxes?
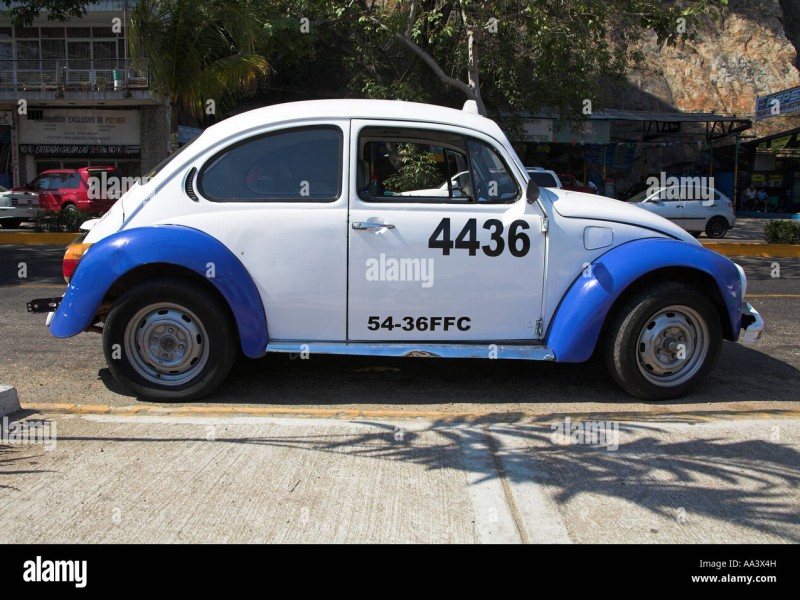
[627,189,652,202]
[528,172,558,188]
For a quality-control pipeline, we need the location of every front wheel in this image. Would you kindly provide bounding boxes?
[604,282,722,400]
[103,279,237,401]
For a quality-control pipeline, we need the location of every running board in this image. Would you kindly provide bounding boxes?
[266,341,556,361]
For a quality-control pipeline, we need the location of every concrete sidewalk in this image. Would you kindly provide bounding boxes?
[1,408,797,543]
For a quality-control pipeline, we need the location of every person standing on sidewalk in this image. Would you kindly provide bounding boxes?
[743,183,757,211]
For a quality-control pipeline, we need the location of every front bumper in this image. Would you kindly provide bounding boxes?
[0,206,40,221]
[740,302,764,344]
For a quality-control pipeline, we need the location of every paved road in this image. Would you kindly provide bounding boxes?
[1,245,798,412]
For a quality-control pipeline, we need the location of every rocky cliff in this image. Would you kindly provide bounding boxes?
[621,0,800,137]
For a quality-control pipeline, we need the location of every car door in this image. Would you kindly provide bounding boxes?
[177,121,350,342]
[680,186,712,232]
[347,120,546,342]
[644,188,685,226]
[40,172,67,211]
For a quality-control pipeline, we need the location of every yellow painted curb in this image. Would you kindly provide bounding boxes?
[19,402,800,424]
[701,242,800,257]
[0,232,79,245]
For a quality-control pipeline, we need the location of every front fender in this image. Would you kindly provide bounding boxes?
[545,238,742,363]
[49,225,268,358]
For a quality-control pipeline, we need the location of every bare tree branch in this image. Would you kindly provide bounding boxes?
[366,14,477,100]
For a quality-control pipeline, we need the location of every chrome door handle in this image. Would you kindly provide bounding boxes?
[352,222,396,230]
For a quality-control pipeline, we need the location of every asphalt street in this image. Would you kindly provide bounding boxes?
[0,244,798,412]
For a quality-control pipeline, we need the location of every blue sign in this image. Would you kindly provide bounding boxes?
[178,125,204,144]
[756,86,800,121]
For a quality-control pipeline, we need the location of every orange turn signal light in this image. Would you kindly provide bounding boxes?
[63,243,92,283]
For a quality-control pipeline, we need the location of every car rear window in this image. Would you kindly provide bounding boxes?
[199,126,343,202]
[529,172,558,188]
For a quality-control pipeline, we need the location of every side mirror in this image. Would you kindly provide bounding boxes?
[526,179,540,204]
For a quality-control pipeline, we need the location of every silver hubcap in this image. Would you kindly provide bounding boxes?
[636,305,708,387]
[124,303,210,386]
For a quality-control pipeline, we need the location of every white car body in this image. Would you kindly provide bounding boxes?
[0,186,41,226]
[627,186,736,238]
[37,99,763,401]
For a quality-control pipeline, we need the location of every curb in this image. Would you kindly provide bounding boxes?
[0,385,22,418]
[0,232,80,245]
[18,402,800,423]
[701,242,800,258]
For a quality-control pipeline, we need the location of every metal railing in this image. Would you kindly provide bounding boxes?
[0,58,150,91]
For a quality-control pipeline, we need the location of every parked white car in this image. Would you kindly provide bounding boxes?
[626,186,736,239]
[0,185,40,228]
[525,167,562,189]
[28,99,762,402]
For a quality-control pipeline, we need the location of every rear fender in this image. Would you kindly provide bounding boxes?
[49,225,268,358]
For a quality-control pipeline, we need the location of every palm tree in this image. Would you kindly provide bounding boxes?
[130,0,270,147]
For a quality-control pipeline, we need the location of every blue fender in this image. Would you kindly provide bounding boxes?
[545,238,742,363]
[49,225,269,358]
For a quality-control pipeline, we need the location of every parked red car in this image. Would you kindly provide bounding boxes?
[12,167,123,214]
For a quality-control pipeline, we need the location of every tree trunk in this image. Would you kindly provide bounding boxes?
[465,23,487,116]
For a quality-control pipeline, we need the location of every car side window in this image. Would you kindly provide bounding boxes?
[47,173,69,190]
[36,176,53,191]
[466,139,518,203]
[198,126,342,202]
[358,126,518,204]
[65,172,81,189]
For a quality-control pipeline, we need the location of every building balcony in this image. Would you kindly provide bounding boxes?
[0,58,158,105]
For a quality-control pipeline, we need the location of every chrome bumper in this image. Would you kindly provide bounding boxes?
[740,302,764,344]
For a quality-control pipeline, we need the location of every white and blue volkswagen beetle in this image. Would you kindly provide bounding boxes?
[29,99,763,401]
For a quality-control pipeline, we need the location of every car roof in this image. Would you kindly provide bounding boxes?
[202,99,509,147]
[38,166,117,175]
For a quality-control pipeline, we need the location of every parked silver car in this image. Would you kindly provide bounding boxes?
[626,186,736,238]
[0,185,41,229]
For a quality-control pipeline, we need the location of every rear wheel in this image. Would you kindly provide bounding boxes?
[705,217,728,239]
[103,279,237,401]
[62,203,78,214]
[604,282,722,400]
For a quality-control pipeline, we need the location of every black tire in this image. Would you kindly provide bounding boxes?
[62,203,78,213]
[0,218,22,229]
[604,281,722,400]
[103,278,237,401]
[705,217,728,239]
